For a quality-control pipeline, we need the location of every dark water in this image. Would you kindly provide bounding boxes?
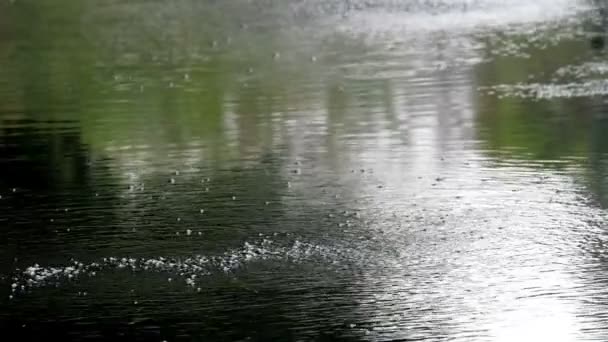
[2,0,608,341]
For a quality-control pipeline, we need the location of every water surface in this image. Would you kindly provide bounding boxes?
[2,0,608,341]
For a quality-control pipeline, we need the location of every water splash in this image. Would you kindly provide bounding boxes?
[8,239,338,296]
[482,80,608,99]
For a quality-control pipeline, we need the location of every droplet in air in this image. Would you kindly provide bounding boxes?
[175,170,180,176]
[200,209,205,214]
[186,229,192,236]
[134,300,138,305]
[12,188,16,193]
[177,217,181,222]
[168,278,172,282]
[170,178,176,184]
[198,231,202,236]
[184,73,190,81]
[311,56,317,62]
[232,196,236,200]
[265,201,270,205]
[273,52,280,59]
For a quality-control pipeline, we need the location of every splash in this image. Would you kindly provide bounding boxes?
[482,80,608,99]
[8,239,337,296]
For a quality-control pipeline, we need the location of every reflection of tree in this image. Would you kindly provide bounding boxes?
[474,30,592,163]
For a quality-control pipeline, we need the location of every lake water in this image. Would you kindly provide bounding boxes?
[2,0,608,341]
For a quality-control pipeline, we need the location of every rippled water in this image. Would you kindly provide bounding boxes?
[2,0,608,340]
